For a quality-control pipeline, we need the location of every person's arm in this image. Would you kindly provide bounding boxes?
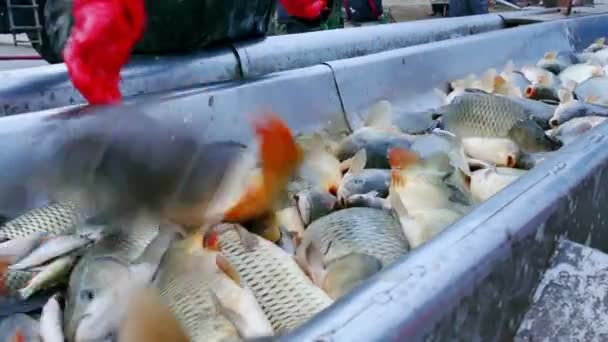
[63,0,146,105]
[279,0,328,20]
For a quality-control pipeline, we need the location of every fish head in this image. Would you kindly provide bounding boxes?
[508,120,562,153]
[338,172,380,207]
[461,137,520,168]
[550,100,591,127]
[64,257,131,342]
[293,189,337,226]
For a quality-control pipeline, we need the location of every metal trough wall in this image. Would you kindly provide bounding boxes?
[0,13,512,116]
[283,13,608,342]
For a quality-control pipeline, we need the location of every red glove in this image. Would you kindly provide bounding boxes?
[280,0,328,20]
[63,0,146,105]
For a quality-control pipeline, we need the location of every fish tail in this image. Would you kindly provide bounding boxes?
[543,51,557,60]
[224,115,302,222]
[391,170,405,189]
[388,148,419,170]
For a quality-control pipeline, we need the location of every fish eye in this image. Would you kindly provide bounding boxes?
[80,289,95,301]
[354,179,364,185]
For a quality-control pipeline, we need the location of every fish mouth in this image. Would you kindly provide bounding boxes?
[293,193,311,226]
[74,314,116,342]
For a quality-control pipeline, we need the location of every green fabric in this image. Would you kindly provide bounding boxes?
[136,0,276,53]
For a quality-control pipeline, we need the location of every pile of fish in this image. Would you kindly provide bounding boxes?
[2,37,608,342]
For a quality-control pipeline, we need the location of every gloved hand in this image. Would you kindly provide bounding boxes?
[63,0,146,105]
[279,0,328,20]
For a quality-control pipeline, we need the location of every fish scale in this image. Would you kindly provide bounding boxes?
[64,224,160,339]
[443,93,529,138]
[0,202,81,241]
[1,270,35,297]
[156,242,240,342]
[219,228,332,333]
[307,207,409,267]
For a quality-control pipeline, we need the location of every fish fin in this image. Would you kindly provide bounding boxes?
[223,115,302,223]
[592,65,605,77]
[364,100,393,129]
[302,241,327,286]
[339,158,352,173]
[388,148,419,170]
[346,149,367,175]
[586,95,600,104]
[119,288,189,342]
[203,230,220,251]
[561,80,577,92]
[390,169,406,189]
[10,328,25,342]
[479,68,498,92]
[558,88,574,103]
[0,259,11,297]
[215,287,274,339]
[463,74,477,88]
[503,60,516,75]
[253,214,282,243]
[543,51,557,60]
[216,253,241,285]
[433,88,449,106]
[299,143,342,195]
[596,37,606,46]
[322,254,383,300]
[388,191,408,218]
[494,75,506,88]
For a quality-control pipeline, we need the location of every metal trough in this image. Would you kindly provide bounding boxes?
[1,9,560,117]
[1,12,608,342]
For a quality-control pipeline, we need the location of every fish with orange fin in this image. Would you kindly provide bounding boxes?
[386,148,472,248]
[334,100,416,169]
[206,114,304,242]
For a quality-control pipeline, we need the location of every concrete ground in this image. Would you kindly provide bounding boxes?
[0,34,48,71]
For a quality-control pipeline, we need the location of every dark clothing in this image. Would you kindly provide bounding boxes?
[448,0,489,17]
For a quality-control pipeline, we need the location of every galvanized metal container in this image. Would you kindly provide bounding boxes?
[1,12,608,342]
